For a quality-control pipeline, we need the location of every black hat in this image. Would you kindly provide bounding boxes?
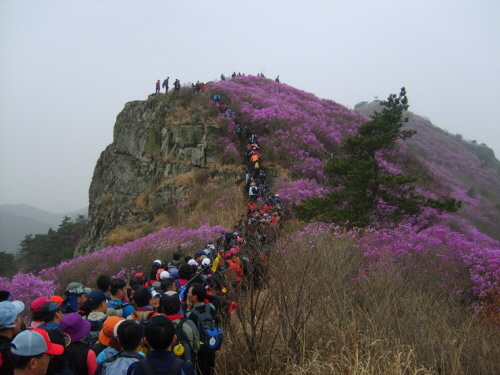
[87,290,107,309]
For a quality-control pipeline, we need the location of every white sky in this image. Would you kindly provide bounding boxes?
[1,0,499,213]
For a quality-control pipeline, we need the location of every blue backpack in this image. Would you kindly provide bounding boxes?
[190,305,223,351]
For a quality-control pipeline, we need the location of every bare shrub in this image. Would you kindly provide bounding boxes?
[218,226,500,374]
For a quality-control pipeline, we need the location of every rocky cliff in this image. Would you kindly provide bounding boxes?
[76,93,235,255]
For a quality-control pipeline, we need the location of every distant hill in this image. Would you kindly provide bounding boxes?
[0,204,87,254]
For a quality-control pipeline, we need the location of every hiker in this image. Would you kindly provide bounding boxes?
[126,315,195,375]
[96,275,112,298]
[95,316,125,364]
[186,284,220,375]
[162,77,169,93]
[174,79,181,91]
[61,313,97,375]
[220,74,225,81]
[145,260,162,287]
[39,301,72,375]
[161,291,200,354]
[155,80,161,94]
[127,287,158,322]
[107,278,135,318]
[9,329,64,375]
[95,320,145,375]
[275,75,280,83]
[28,297,48,329]
[61,282,91,314]
[0,300,25,375]
[84,290,108,351]
[249,183,258,203]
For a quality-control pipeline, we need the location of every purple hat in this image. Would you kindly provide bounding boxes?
[61,313,91,342]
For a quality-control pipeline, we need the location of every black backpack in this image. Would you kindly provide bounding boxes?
[82,317,106,348]
[171,318,194,363]
[190,305,223,352]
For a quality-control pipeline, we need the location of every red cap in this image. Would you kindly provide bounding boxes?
[30,297,48,312]
[31,328,65,355]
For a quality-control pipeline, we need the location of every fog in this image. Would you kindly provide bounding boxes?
[1,0,499,212]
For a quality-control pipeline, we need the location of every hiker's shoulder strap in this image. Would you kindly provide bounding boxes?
[138,357,155,375]
[168,357,185,375]
[137,355,185,375]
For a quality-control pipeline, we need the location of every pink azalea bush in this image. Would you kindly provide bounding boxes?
[0,273,57,316]
[4,76,500,315]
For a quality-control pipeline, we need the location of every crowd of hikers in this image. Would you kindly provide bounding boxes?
[156,72,280,95]
[0,84,284,375]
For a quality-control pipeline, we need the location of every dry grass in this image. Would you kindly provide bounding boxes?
[215,227,500,374]
[105,223,156,247]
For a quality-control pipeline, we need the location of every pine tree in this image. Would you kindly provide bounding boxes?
[294,88,461,228]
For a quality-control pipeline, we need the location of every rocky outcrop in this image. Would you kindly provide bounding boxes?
[75,95,223,256]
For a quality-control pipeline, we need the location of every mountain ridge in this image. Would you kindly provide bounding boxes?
[0,204,87,254]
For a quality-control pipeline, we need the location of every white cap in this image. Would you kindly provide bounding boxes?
[187,259,198,266]
[201,258,211,267]
[159,270,170,280]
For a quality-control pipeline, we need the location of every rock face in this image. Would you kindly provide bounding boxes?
[75,95,222,256]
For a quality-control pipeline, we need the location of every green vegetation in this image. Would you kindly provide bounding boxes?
[14,215,87,273]
[295,88,461,228]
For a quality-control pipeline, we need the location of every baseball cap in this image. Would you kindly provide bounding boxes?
[0,300,25,328]
[30,297,48,313]
[11,328,64,356]
[40,301,62,314]
[201,258,211,267]
[87,290,107,307]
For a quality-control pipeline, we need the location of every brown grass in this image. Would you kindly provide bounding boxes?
[215,227,500,374]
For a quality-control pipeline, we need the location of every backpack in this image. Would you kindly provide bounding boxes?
[107,300,130,317]
[190,305,223,351]
[138,356,185,375]
[95,351,143,375]
[130,310,159,324]
[171,318,194,363]
[82,317,106,348]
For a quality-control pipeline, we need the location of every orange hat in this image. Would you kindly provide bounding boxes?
[49,296,64,306]
[98,316,124,347]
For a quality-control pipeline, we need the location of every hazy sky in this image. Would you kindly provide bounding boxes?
[1,0,499,213]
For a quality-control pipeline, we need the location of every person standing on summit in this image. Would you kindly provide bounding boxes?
[155,80,161,94]
[162,77,169,93]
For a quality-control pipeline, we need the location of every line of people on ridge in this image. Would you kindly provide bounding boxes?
[0,78,286,375]
[220,72,280,82]
[156,72,280,94]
